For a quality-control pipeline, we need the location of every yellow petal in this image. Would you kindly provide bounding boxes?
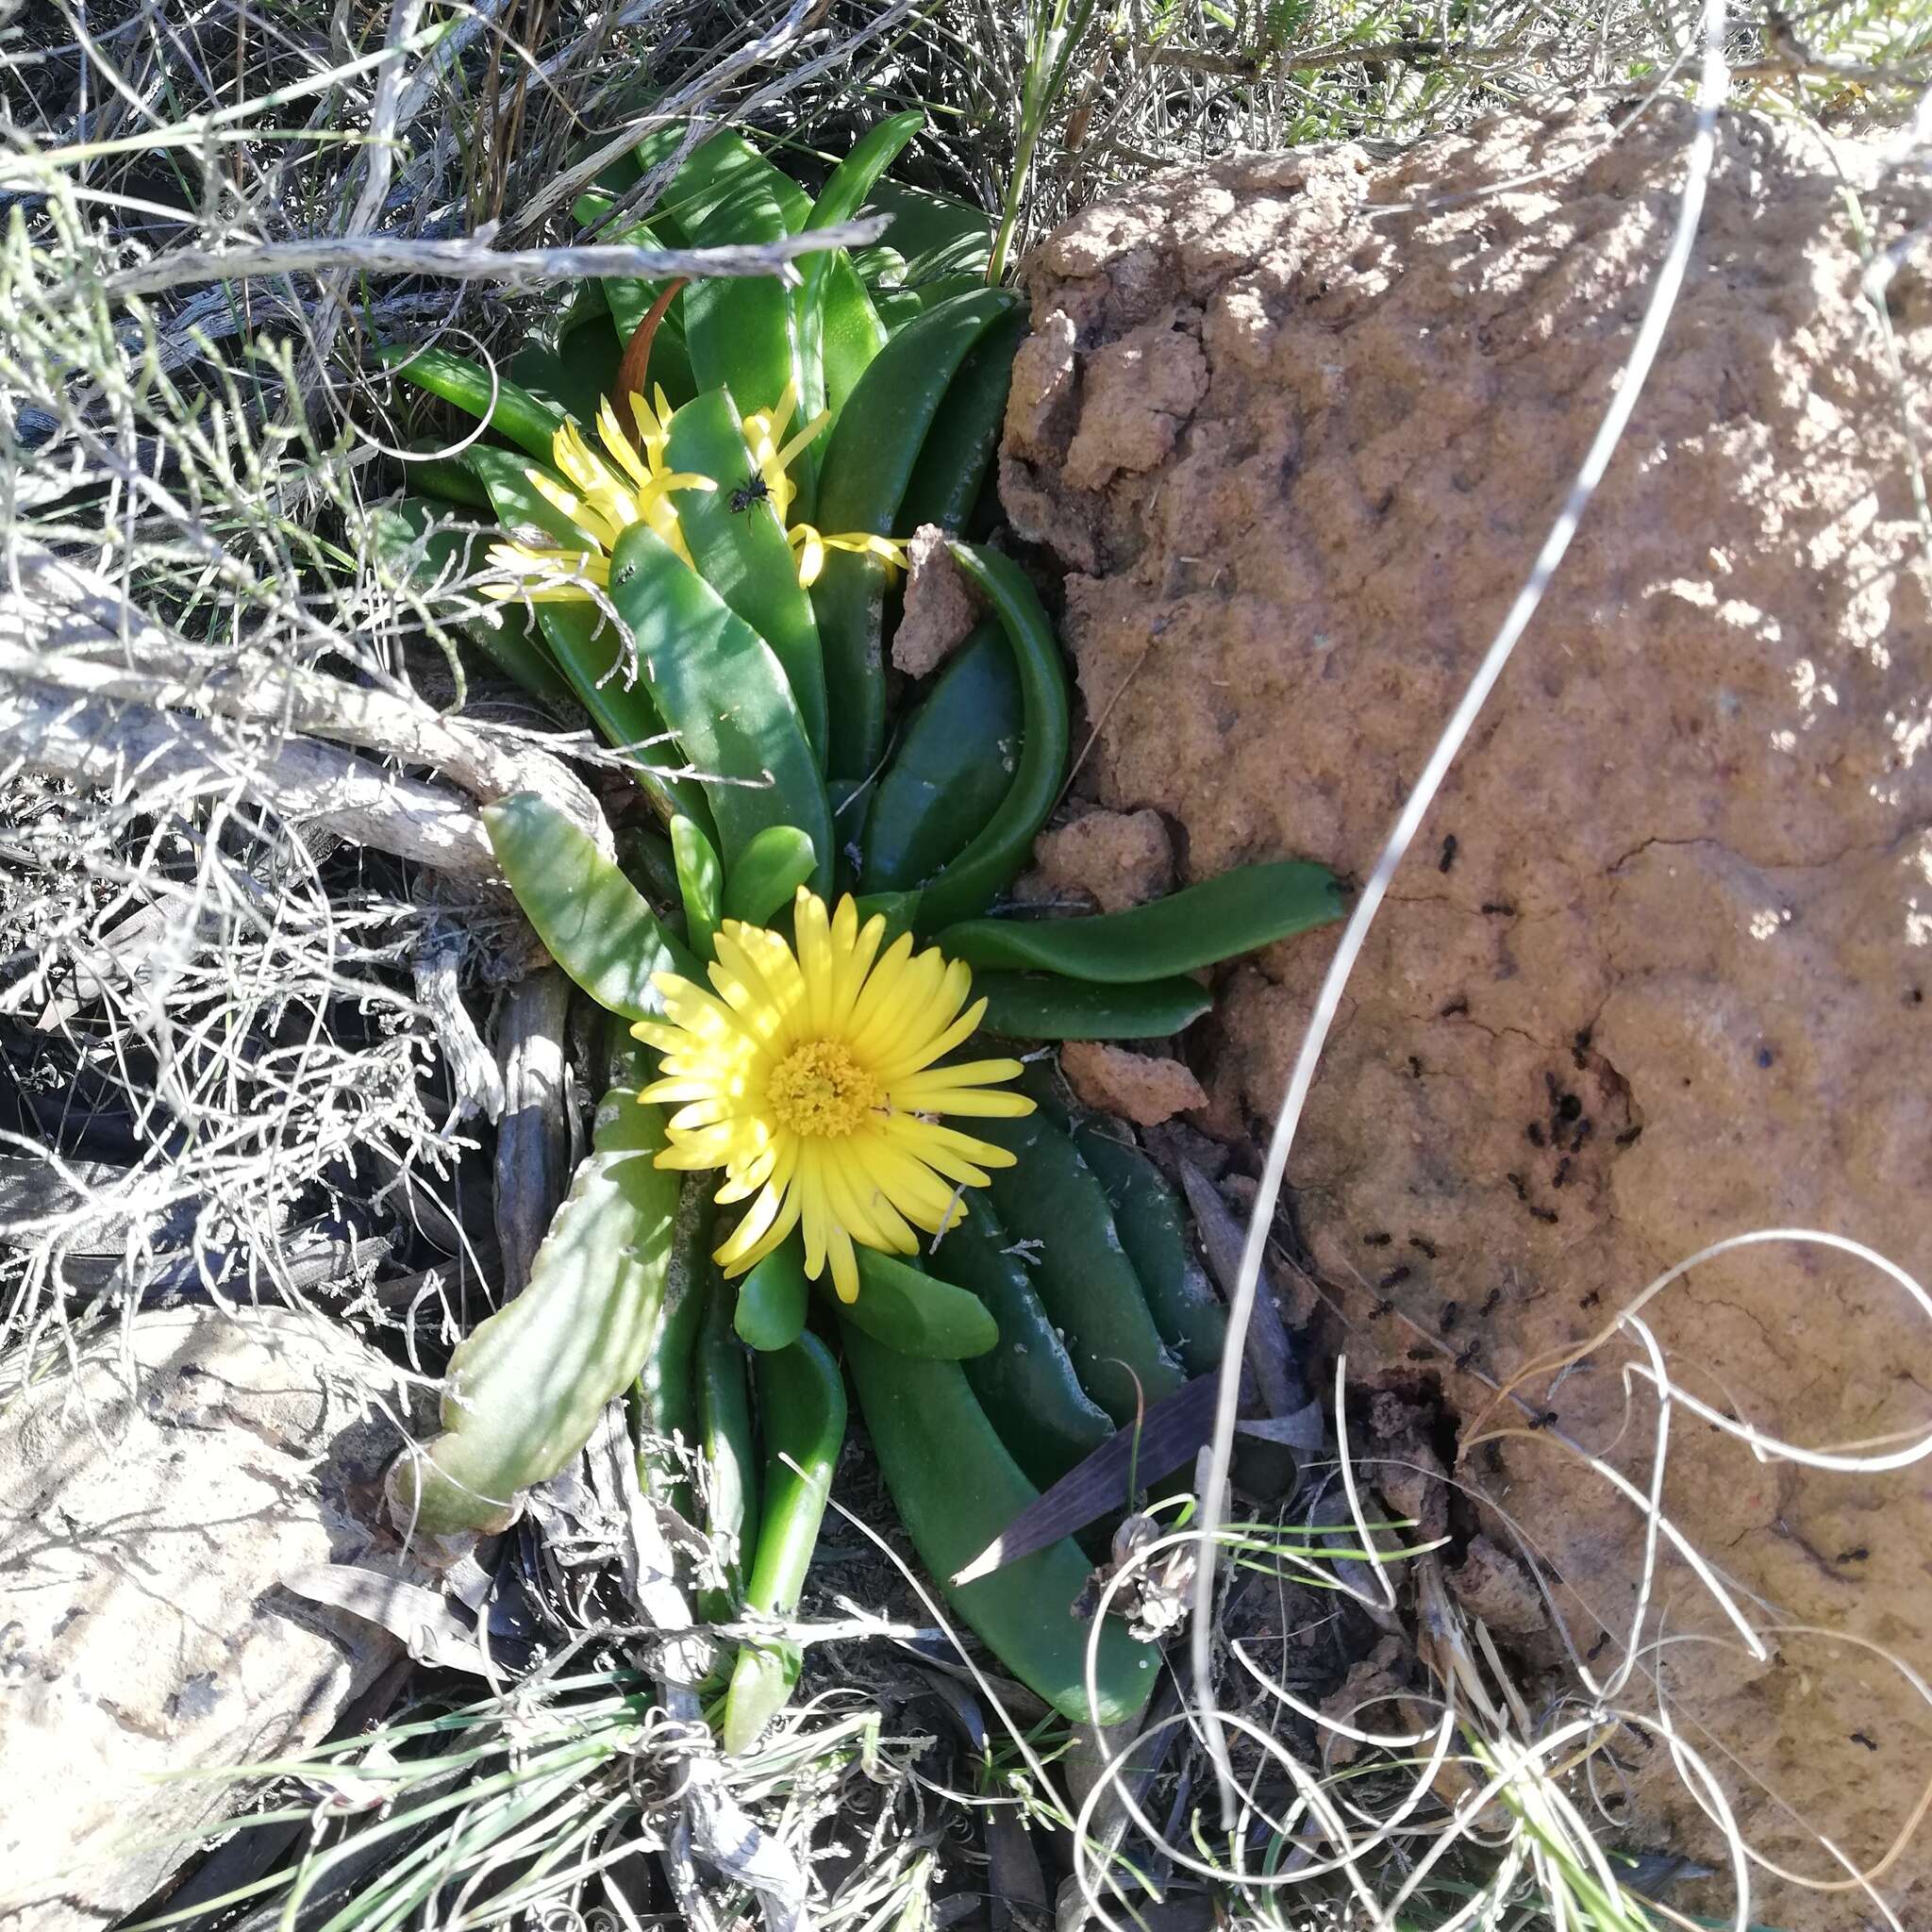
[873,965,976,1079]
[796,1145,831,1281]
[526,469,624,551]
[850,1132,959,1231]
[827,1225,860,1305]
[851,945,951,1070]
[769,376,799,441]
[641,471,718,501]
[893,1083,1033,1119]
[716,1145,800,1266]
[888,1055,1026,1098]
[820,1147,895,1252]
[774,406,831,474]
[826,900,888,1035]
[715,1140,780,1203]
[597,397,656,491]
[881,1113,1008,1182]
[793,891,835,1036]
[842,930,920,1054]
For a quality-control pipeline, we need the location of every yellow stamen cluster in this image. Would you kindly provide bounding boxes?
[634,890,1032,1304]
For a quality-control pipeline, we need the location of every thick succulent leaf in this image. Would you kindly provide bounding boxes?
[484,791,699,1022]
[670,813,723,961]
[936,862,1347,984]
[735,1242,810,1352]
[844,1248,998,1358]
[607,523,833,891]
[971,972,1214,1041]
[664,389,827,760]
[463,445,712,830]
[721,825,819,925]
[390,1094,681,1537]
[802,111,923,416]
[381,343,566,464]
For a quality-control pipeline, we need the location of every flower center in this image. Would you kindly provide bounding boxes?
[766,1041,880,1139]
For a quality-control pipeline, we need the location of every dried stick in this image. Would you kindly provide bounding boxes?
[101,222,888,299]
[416,928,506,1124]
[492,967,573,1293]
[3,542,612,858]
[0,680,498,882]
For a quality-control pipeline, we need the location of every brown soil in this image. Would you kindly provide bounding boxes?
[1003,97,1932,1930]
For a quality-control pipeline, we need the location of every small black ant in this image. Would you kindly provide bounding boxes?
[1406,1345,1436,1364]
[1552,1157,1572,1189]
[1378,1264,1412,1291]
[1408,1235,1439,1259]
[1525,1121,1546,1147]
[1480,1287,1504,1316]
[1373,1298,1395,1318]
[1580,1288,1603,1308]
[1527,1408,1558,1430]
[1613,1124,1643,1147]
[1454,1341,1482,1372]
[1441,1300,1462,1332]
[1363,1230,1393,1248]
[1440,995,1470,1019]
[728,470,772,514]
[1439,834,1458,874]
[1851,1730,1878,1752]
[1586,1632,1610,1662]
[1837,1545,1871,1564]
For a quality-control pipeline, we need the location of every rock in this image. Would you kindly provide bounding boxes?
[1035,808,1175,913]
[891,525,978,679]
[1004,308,1077,461]
[0,1307,425,1931]
[1005,101,1932,1930]
[1139,1119,1231,1184]
[1060,1041,1207,1126]
[1061,315,1208,493]
[1363,1383,1449,1543]
[1450,1534,1551,1648]
[1002,308,1097,572]
[1316,1635,1411,1767]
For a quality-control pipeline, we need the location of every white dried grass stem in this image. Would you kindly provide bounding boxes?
[98,221,889,298]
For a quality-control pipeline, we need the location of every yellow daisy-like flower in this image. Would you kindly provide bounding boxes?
[632,889,1033,1304]
[485,390,714,600]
